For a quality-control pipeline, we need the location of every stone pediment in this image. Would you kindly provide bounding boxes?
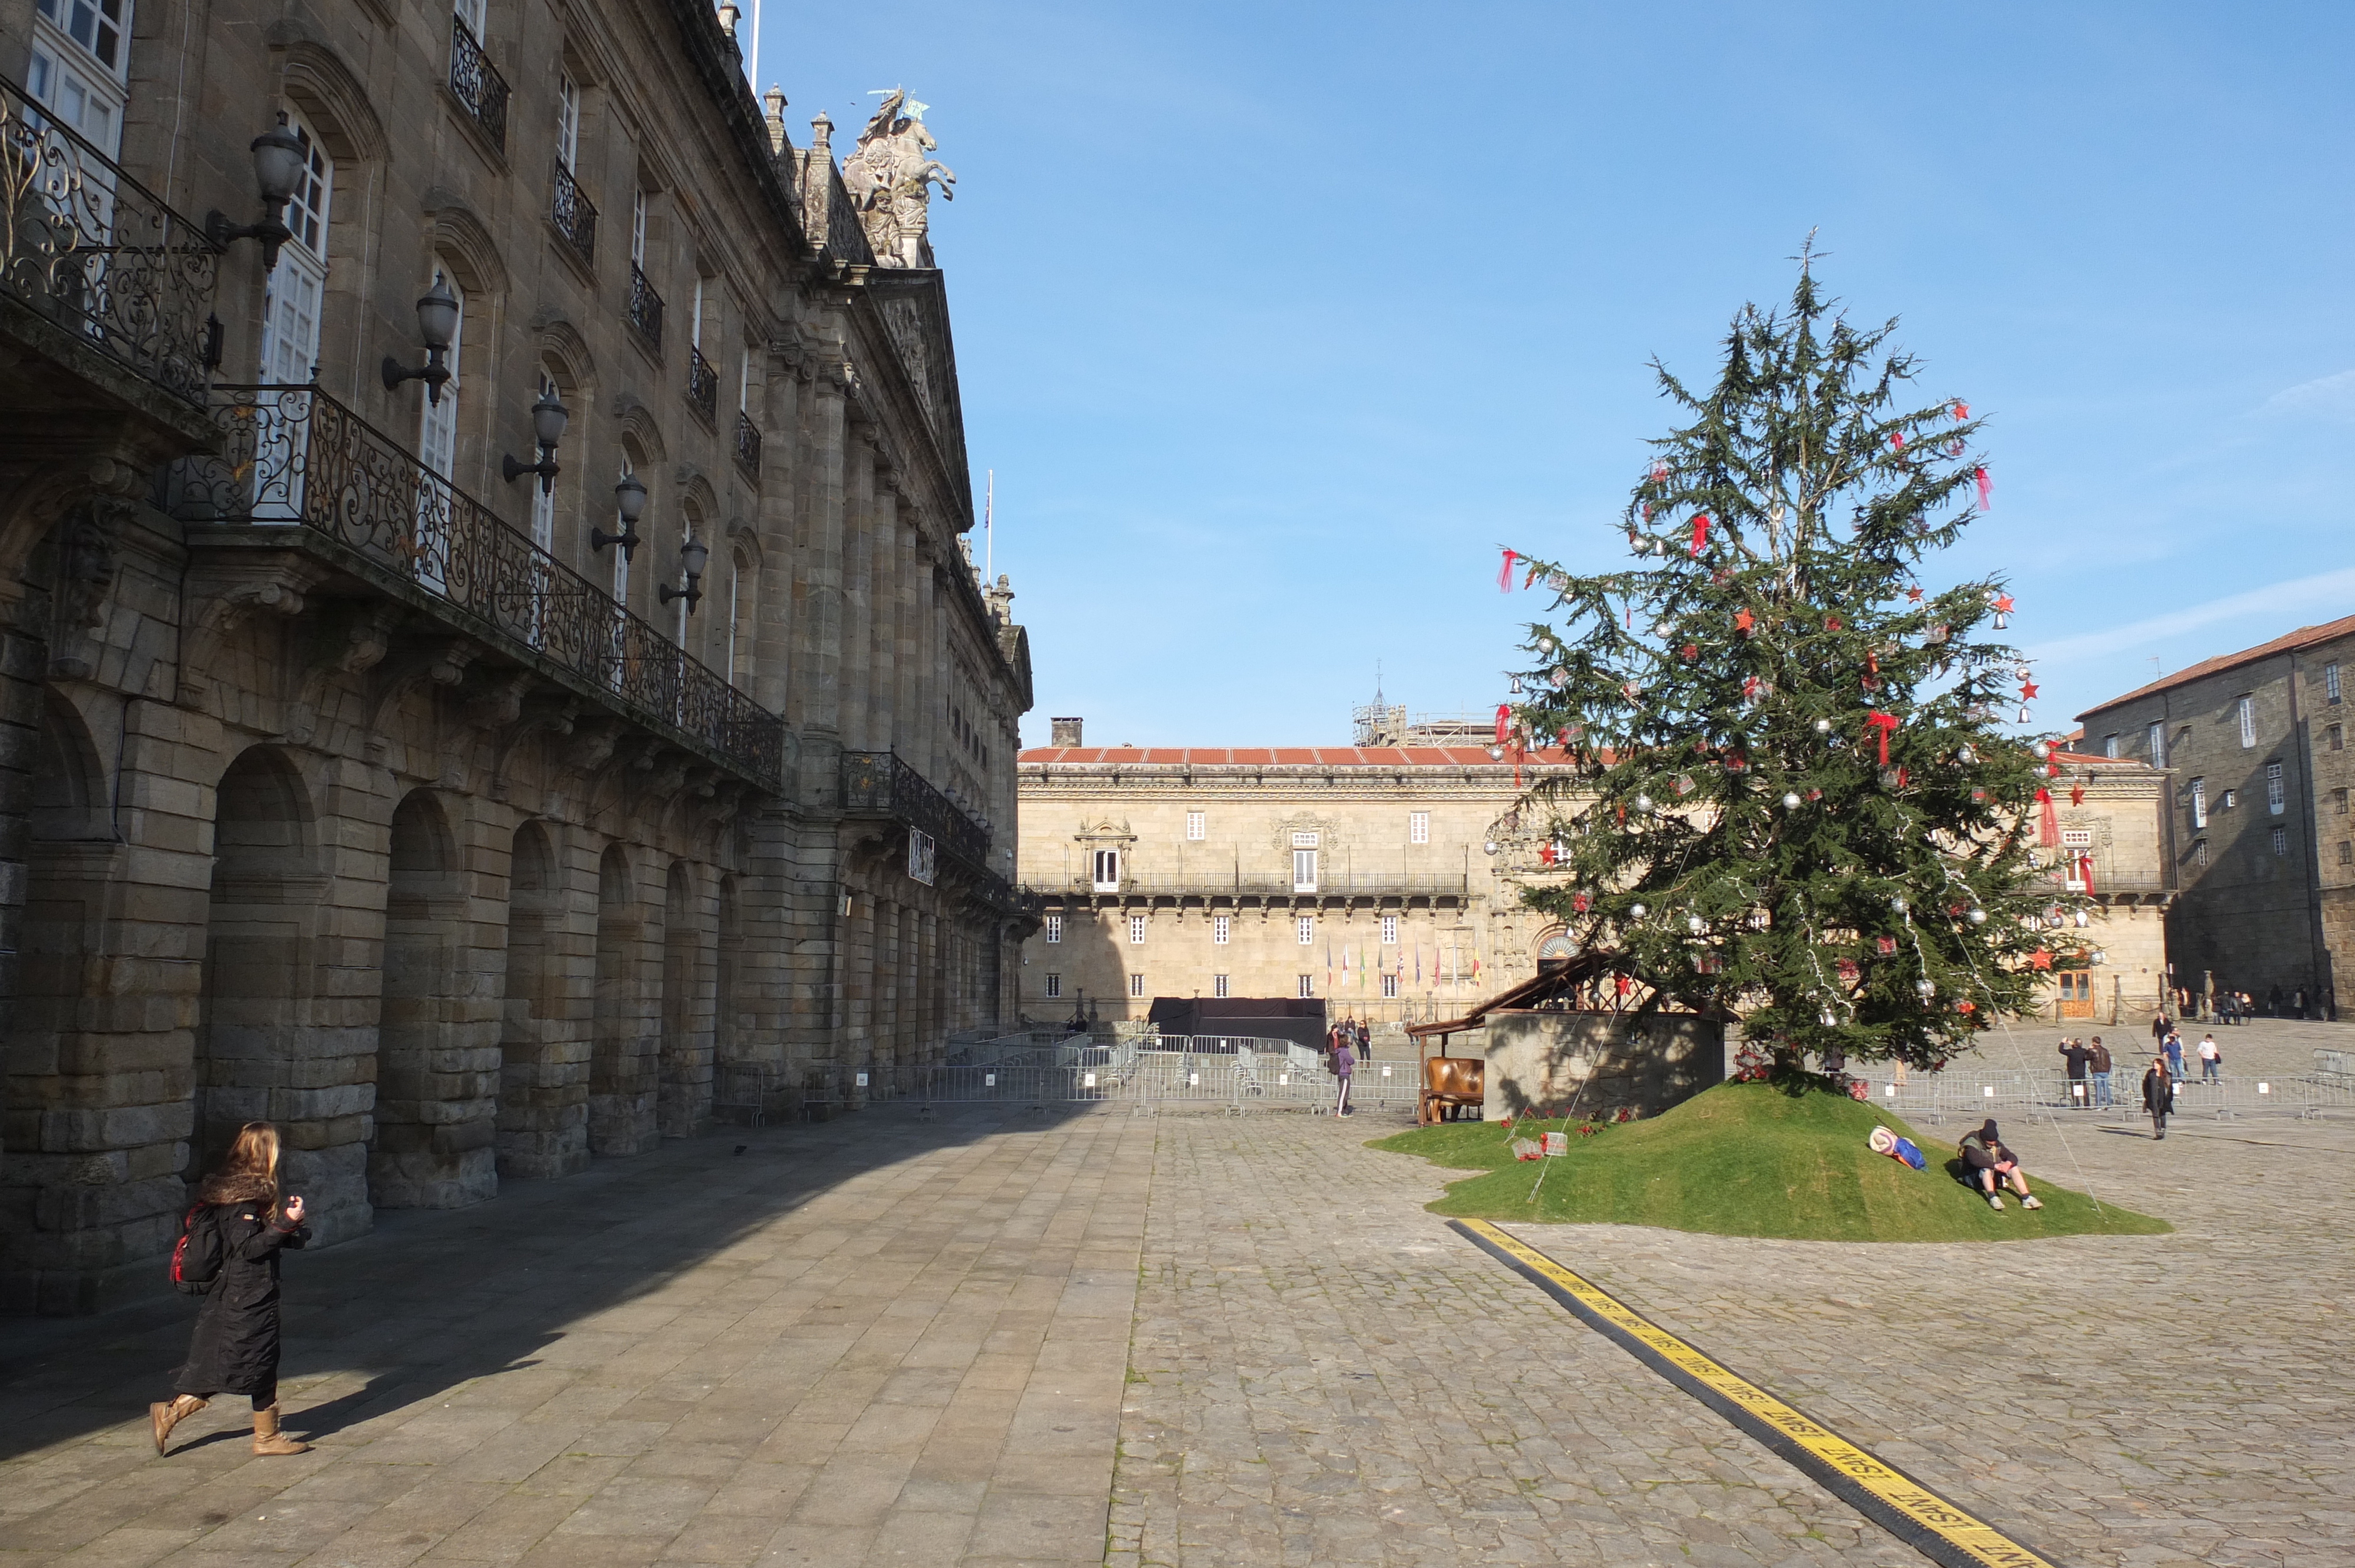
[863,270,970,506]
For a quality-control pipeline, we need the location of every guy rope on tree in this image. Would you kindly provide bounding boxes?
[1497,246,2082,1078]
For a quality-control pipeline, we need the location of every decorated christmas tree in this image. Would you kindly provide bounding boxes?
[1505,253,2079,1073]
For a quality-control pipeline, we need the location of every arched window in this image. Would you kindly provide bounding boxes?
[257,110,334,387]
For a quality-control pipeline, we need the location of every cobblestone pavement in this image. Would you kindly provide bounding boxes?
[1112,1020,2355,1568]
[6,1018,2350,1568]
[0,1106,1149,1568]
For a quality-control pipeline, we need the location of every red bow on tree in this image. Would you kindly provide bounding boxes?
[1690,514,1710,556]
[1494,704,1511,744]
[1863,711,1900,765]
[1497,548,1518,591]
[2035,787,2059,846]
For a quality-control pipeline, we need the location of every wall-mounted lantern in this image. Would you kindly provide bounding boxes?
[593,470,647,557]
[380,275,460,404]
[502,390,569,493]
[659,537,712,610]
[205,113,306,270]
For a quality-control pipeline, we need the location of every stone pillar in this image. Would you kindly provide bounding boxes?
[838,433,874,753]
[898,901,920,1060]
[918,910,940,1061]
[868,477,899,758]
[794,370,848,740]
[753,356,804,720]
[496,818,592,1180]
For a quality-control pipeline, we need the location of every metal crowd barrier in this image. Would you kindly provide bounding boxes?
[1849,1068,2355,1125]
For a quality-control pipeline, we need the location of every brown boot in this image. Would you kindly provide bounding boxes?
[150,1394,207,1454]
[250,1404,309,1456]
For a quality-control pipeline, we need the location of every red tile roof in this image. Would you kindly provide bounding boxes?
[2077,613,2355,719]
[1019,746,1577,767]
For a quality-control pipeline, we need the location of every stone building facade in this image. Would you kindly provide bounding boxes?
[1014,717,2174,1035]
[2077,616,2353,1018]
[1014,718,1575,1027]
[0,0,1030,1312]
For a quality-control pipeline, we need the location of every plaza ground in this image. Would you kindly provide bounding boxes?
[2,1019,2349,1567]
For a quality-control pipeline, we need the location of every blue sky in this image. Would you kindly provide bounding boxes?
[751,2,2353,748]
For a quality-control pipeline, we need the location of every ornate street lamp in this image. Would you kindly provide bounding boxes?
[593,470,647,557]
[502,389,570,492]
[205,112,306,270]
[659,537,712,610]
[381,275,460,404]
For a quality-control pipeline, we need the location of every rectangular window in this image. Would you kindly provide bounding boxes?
[1291,830,1320,848]
[2103,734,2120,759]
[1092,849,1120,892]
[1381,973,1399,999]
[2339,842,2352,867]
[2271,826,2288,856]
[2329,662,2342,703]
[1044,914,1062,944]
[2330,725,2344,752]
[1185,810,1205,841]
[2337,788,2350,815]
[1129,972,1146,998]
[1292,849,1318,892]
[2191,778,2207,829]
[1044,973,1061,999]
[1297,915,1315,945]
[2237,696,2256,749]
[631,187,649,268]
[1298,974,1315,999]
[1213,973,1230,998]
[556,71,581,170]
[1409,811,1429,845]
[1381,913,1398,945]
[2194,839,2209,868]
[2267,761,2286,815]
[1212,914,1230,946]
[1128,914,1147,945]
[2148,721,2167,766]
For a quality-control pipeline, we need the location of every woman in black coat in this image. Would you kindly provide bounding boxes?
[150,1122,311,1456]
[2142,1055,2176,1141]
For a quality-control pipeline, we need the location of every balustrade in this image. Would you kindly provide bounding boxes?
[687,344,717,422]
[628,264,664,349]
[171,384,782,790]
[447,16,510,151]
[0,72,221,404]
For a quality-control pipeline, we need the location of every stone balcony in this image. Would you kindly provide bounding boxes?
[1026,871,1475,908]
[841,749,1014,908]
[167,384,783,792]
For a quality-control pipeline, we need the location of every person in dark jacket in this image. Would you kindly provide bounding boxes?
[2057,1038,2092,1106]
[1331,1035,1356,1117]
[2142,1055,2175,1140]
[150,1122,311,1457]
[1958,1119,2041,1210]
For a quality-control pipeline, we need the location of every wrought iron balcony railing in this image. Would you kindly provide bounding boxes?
[551,162,595,265]
[1025,871,1475,902]
[686,344,718,422]
[0,72,220,404]
[733,411,762,480]
[628,264,663,350]
[447,16,509,151]
[169,384,782,792]
[843,750,1008,902]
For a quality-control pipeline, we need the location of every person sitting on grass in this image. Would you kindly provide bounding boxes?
[1958,1119,2042,1211]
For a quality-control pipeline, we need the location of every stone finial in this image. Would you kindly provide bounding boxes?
[764,85,790,156]
[810,109,833,155]
[717,1,739,41]
[985,572,1014,626]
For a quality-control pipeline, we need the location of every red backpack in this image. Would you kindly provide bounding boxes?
[169,1204,225,1295]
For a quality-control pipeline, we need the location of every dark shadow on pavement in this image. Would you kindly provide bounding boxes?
[0,1101,1097,1461]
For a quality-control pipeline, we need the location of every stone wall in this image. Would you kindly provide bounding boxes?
[1475,1011,1726,1121]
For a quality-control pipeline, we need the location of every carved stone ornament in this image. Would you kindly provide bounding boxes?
[843,89,955,268]
[44,497,128,679]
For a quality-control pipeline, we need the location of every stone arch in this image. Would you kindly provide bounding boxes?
[497,819,585,1178]
[371,789,496,1208]
[273,39,390,165]
[193,746,347,1223]
[615,400,668,470]
[31,689,108,841]
[531,315,598,403]
[657,859,708,1137]
[419,193,510,300]
[589,840,653,1154]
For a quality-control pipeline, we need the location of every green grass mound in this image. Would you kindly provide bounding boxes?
[1369,1081,2170,1243]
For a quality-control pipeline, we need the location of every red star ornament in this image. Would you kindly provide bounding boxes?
[2070,783,2087,806]
[1994,594,2015,614]
[1905,587,1923,603]
[2019,680,2040,700]
[1735,608,1754,634]
[2029,951,2054,971]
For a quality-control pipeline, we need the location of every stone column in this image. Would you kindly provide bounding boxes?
[794,369,848,741]
[868,477,899,758]
[753,355,804,720]
[898,901,920,1060]
[838,431,874,753]
[918,909,940,1061]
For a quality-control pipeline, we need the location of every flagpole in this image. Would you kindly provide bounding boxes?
[984,468,993,580]
[748,0,761,89]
